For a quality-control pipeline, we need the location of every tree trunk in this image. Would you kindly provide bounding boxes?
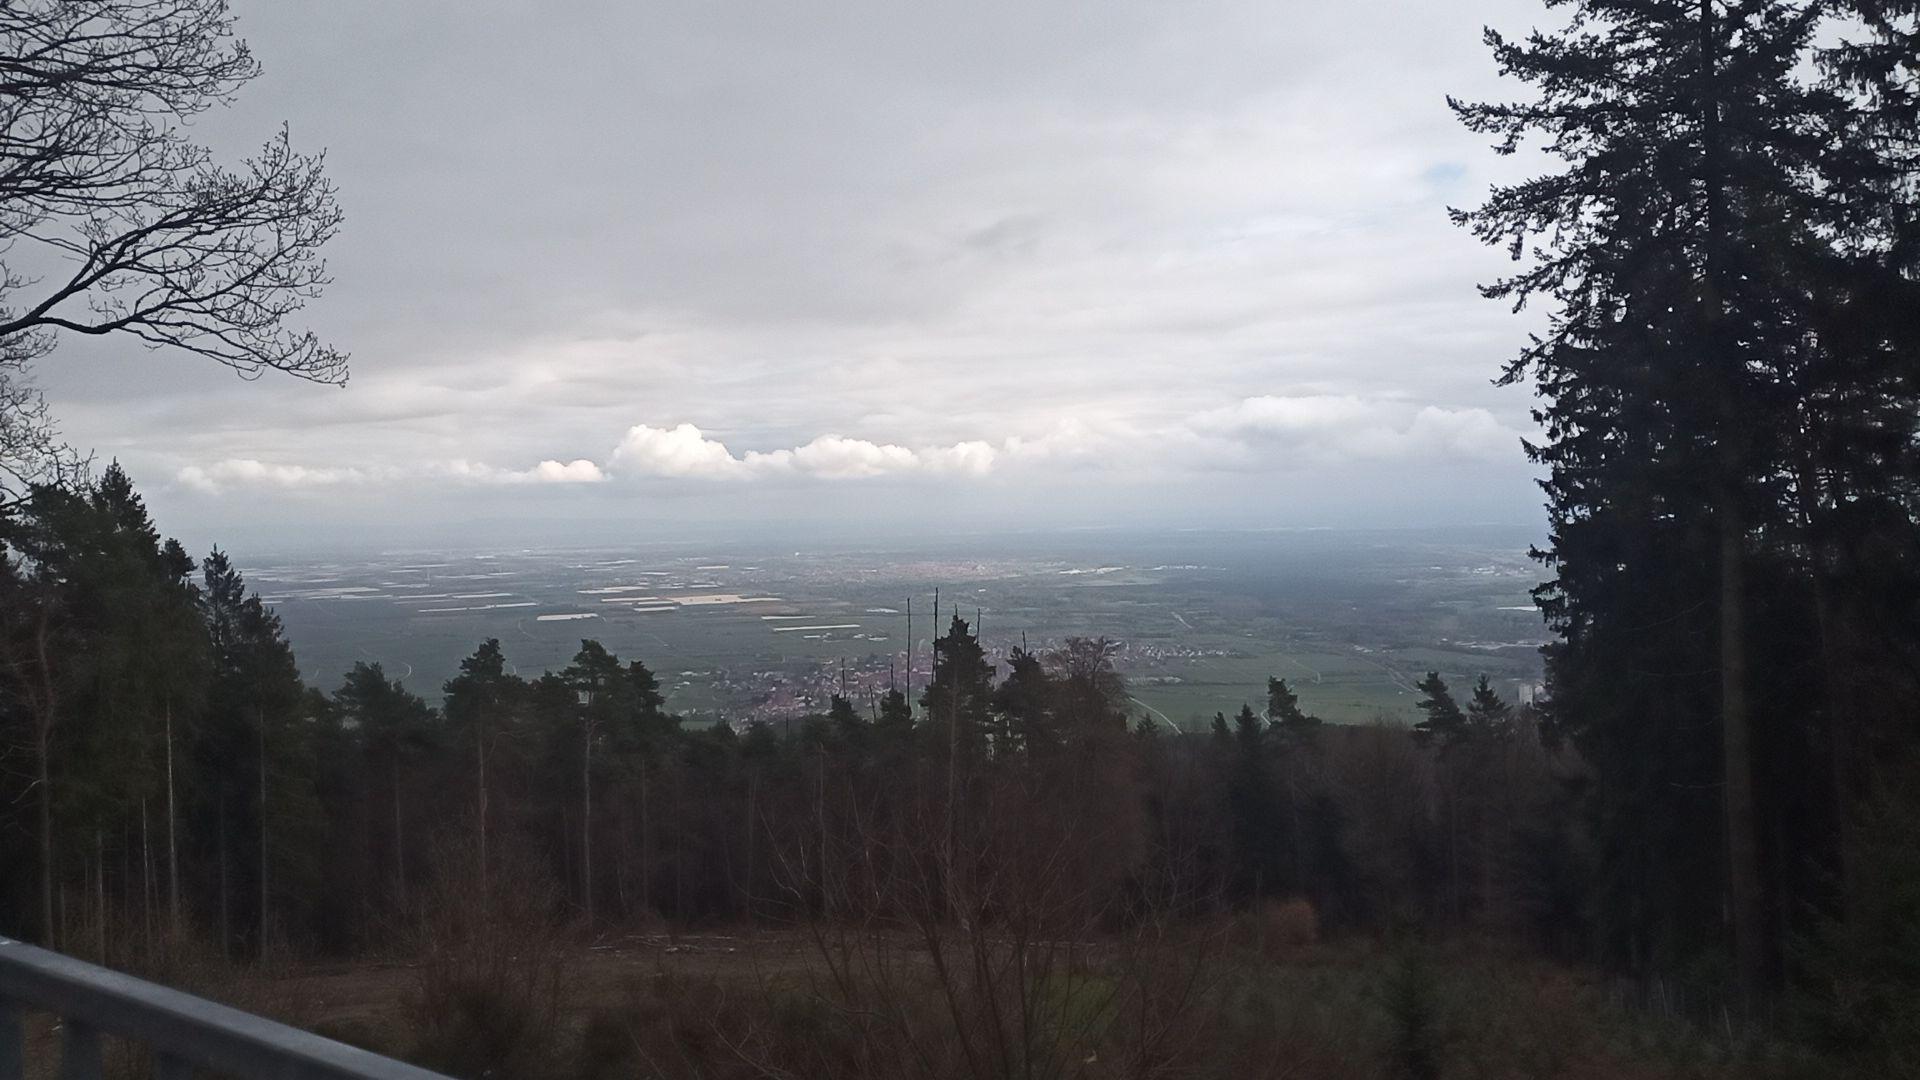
[166,699,180,936]
[93,830,106,963]
[673,764,685,921]
[582,720,594,928]
[1448,776,1462,924]
[359,771,374,931]
[945,648,962,925]
[392,757,407,914]
[259,714,269,956]
[33,611,57,948]
[1700,0,1764,1010]
[639,763,651,916]
[1795,454,1856,914]
[745,770,757,918]
[218,789,230,959]
[36,715,54,949]
[122,823,134,951]
[476,731,489,903]
[1285,752,1307,896]
[616,800,632,918]
[1720,491,1765,1007]
[141,798,153,953]
[817,750,829,917]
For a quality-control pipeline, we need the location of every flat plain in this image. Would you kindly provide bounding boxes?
[246,527,1549,728]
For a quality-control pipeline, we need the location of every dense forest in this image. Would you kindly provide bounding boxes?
[0,464,1581,958]
[2,0,1920,1075]
[0,465,1608,1074]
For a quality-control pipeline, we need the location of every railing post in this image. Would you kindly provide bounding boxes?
[0,1000,23,1080]
[59,1019,102,1080]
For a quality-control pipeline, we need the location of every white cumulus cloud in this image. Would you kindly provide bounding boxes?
[610,424,1001,481]
[609,423,753,480]
[446,458,607,485]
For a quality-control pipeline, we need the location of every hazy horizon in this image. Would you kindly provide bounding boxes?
[204,517,1551,564]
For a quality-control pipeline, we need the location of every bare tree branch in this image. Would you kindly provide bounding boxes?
[0,1,345,386]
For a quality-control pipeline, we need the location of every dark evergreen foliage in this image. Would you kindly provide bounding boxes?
[1453,0,1920,1021]
[0,467,1590,961]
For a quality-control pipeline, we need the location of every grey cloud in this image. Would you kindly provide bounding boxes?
[38,0,1552,543]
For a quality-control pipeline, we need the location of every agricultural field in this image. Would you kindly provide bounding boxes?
[246,527,1549,728]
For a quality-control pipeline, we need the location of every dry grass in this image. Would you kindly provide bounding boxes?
[346,927,1797,1080]
[1237,897,1321,959]
[21,920,1814,1080]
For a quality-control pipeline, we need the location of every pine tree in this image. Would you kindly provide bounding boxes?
[921,614,994,754]
[443,639,524,901]
[562,640,627,926]
[992,646,1055,754]
[335,662,436,916]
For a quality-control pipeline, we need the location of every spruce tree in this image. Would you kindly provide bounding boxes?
[1266,676,1320,741]
[1465,676,1513,740]
[1449,0,1891,998]
[1227,704,1283,897]
[1412,673,1465,750]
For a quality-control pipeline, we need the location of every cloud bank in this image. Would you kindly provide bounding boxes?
[173,396,1522,494]
[177,457,606,495]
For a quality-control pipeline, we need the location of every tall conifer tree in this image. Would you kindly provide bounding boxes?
[1454,0,1920,1001]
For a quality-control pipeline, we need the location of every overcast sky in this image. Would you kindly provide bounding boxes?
[39,0,1554,552]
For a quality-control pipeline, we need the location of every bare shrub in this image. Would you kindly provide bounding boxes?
[727,731,1224,1080]
[1239,898,1319,960]
[1379,943,1444,1080]
[406,834,575,1079]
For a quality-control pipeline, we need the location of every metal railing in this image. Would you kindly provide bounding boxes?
[0,937,452,1080]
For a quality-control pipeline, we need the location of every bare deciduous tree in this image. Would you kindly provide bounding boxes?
[0,361,83,505]
[0,0,345,490]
